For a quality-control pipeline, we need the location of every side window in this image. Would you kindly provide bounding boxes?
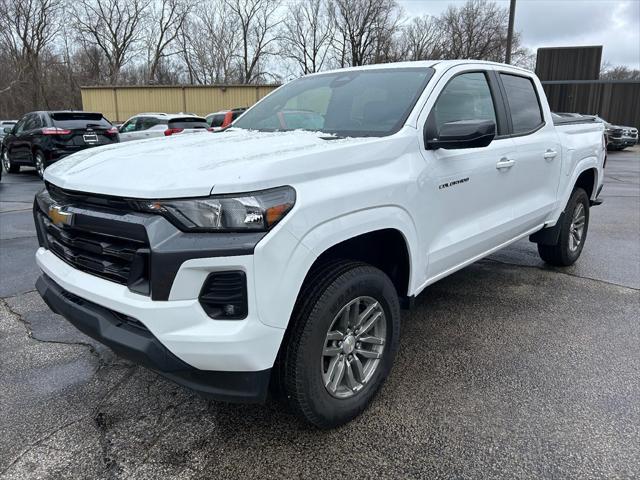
[119,118,138,133]
[209,114,225,128]
[32,115,43,129]
[431,72,496,134]
[500,73,544,134]
[23,114,37,131]
[13,118,27,134]
[139,117,160,130]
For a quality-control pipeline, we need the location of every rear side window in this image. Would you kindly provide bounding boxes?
[500,74,544,134]
[138,117,163,130]
[50,112,111,129]
[208,114,226,127]
[431,72,496,134]
[168,118,208,129]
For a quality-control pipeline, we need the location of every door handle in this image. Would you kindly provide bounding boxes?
[496,158,515,170]
[544,149,558,160]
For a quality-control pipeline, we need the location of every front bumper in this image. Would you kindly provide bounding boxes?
[608,136,637,147]
[36,247,285,373]
[36,272,272,403]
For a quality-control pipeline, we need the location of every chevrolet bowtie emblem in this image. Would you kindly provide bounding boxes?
[48,204,73,227]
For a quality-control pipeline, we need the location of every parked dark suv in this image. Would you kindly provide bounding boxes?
[1,111,119,178]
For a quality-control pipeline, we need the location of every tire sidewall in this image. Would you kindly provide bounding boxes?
[2,149,10,172]
[295,267,400,427]
[560,188,590,264]
[34,151,46,179]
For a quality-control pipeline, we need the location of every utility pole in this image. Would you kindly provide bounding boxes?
[505,0,517,64]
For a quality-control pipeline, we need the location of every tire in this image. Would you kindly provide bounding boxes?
[34,150,46,179]
[537,188,590,266]
[277,260,400,428]
[2,149,20,173]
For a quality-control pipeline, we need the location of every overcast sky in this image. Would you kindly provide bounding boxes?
[398,0,640,69]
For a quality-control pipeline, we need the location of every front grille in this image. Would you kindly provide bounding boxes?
[38,211,147,287]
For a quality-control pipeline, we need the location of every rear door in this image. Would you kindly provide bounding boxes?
[138,117,166,139]
[418,67,517,280]
[497,72,562,230]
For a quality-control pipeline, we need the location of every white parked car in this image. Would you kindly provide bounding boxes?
[117,113,210,141]
[34,60,605,428]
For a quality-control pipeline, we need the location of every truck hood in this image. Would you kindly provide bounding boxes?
[45,129,384,198]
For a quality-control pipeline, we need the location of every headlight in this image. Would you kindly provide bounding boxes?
[136,186,296,232]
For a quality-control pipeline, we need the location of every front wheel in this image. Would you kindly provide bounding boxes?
[537,188,590,266]
[2,149,20,173]
[277,261,400,428]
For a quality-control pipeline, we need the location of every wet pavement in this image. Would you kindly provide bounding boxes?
[1,148,639,479]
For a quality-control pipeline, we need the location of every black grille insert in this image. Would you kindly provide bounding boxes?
[38,211,148,288]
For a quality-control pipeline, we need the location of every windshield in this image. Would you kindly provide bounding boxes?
[234,68,434,137]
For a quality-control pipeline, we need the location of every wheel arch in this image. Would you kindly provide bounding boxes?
[574,167,598,200]
[252,206,420,330]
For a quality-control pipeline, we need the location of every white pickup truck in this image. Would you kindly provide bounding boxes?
[34,60,605,428]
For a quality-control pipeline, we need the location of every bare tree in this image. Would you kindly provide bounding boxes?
[71,0,151,84]
[330,0,402,67]
[439,0,509,61]
[0,0,63,108]
[146,0,193,83]
[600,63,640,80]
[179,1,241,84]
[398,15,442,61]
[225,0,282,84]
[279,0,334,75]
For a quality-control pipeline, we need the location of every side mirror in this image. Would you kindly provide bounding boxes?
[3,127,12,134]
[426,120,496,150]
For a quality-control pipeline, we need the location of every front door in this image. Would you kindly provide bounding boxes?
[418,69,517,282]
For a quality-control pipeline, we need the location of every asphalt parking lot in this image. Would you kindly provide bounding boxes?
[1,148,639,479]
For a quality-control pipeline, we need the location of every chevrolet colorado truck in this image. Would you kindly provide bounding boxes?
[33,61,605,428]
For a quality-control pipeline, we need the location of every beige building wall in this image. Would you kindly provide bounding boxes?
[81,85,280,122]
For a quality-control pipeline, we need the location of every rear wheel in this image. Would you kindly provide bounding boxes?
[2,149,20,173]
[34,151,46,179]
[277,260,400,428]
[537,188,590,266]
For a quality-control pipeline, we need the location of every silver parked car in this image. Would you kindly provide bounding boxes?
[118,113,210,142]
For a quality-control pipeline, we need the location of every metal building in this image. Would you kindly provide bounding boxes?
[81,84,280,122]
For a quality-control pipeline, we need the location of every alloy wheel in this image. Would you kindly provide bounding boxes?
[35,153,45,178]
[2,151,10,172]
[568,203,586,252]
[321,296,387,399]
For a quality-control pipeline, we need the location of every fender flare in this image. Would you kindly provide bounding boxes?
[252,206,419,329]
[547,159,600,226]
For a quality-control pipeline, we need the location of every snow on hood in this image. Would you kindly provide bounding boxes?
[44,129,375,198]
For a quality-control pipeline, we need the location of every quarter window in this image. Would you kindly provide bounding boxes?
[431,72,496,134]
[500,74,543,134]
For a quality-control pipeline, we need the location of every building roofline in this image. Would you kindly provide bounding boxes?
[80,84,281,90]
